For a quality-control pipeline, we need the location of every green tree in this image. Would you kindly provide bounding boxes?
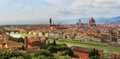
[52,39,57,46]
[90,55,100,59]
[10,56,24,59]
[89,48,100,59]
[47,46,58,53]
[8,36,24,43]
[47,40,50,45]
[34,49,53,57]
[67,49,78,58]
[18,37,24,43]
[0,49,31,59]
[102,56,107,59]
[44,40,52,49]
[37,56,55,59]
[57,56,70,59]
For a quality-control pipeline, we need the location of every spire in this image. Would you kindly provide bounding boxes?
[79,19,81,25]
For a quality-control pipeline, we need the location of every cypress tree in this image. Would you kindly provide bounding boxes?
[52,39,57,46]
[89,48,99,57]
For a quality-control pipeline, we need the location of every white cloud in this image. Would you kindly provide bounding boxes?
[16,3,23,7]
[56,0,120,18]
[10,0,120,19]
[16,2,33,12]
[24,6,33,12]
[43,0,65,4]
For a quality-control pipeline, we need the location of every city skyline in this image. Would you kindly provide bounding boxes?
[0,1,120,58]
[0,0,120,24]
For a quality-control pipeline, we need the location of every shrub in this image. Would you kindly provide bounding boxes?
[34,49,53,57]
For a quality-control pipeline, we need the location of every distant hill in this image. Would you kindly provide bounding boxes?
[61,16,120,24]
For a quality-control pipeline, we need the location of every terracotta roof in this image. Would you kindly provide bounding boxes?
[71,46,103,53]
[7,41,23,47]
[71,46,92,53]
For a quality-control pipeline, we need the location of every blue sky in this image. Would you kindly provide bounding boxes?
[0,0,120,24]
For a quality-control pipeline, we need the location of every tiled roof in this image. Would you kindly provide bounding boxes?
[71,46,103,53]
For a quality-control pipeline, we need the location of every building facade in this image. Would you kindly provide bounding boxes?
[71,46,103,59]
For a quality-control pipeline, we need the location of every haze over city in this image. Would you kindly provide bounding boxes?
[0,0,120,24]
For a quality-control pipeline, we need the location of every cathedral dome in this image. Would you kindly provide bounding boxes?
[89,17,95,24]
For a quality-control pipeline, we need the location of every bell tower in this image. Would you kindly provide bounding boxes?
[49,18,52,26]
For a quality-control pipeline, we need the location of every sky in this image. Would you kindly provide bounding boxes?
[0,0,120,24]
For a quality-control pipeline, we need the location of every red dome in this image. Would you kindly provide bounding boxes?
[89,17,95,23]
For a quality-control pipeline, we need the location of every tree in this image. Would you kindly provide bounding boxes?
[17,45,25,50]
[39,56,56,59]
[44,40,52,49]
[47,46,58,53]
[0,49,31,59]
[57,56,70,59]
[102,56,107,59]
[95,49,99,56]
[52,39,57,46]
[10,56,24,59]
[90,55,100,59]
[18,37,24,43]
[8,36,24,43]
[89,48,100,59]
[34,49,53,57]
[67,49,78,58]
[47,40,50,45]
[42,32,45,36]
